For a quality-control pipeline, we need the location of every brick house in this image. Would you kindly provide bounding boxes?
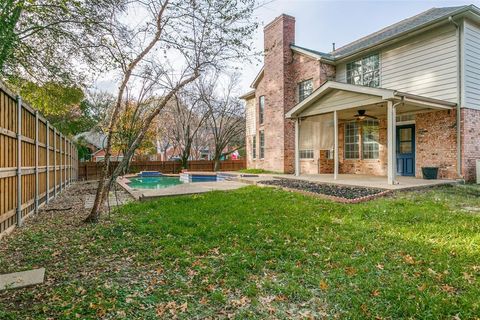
[241,5,480,184]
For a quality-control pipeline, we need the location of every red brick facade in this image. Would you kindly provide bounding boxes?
[248,15,334,173]
[415,110,458,179]
[246,14,479,182]
[461,108,480,181]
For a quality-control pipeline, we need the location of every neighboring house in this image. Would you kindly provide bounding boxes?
[241,5,480,183]
[74,130,107,161]
[90,149,124,162]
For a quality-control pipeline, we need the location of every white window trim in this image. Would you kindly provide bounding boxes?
[346,53,381,88]
[344,122,360,160]
[297,79,314,103]
[299,149,314,159]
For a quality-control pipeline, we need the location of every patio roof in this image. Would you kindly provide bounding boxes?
[286,81,456,119]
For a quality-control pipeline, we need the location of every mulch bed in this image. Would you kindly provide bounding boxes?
[259,178,390,202]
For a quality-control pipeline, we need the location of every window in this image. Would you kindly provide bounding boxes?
[299,149,314,159]
[259,96,265,125]
[396,113,415,123]
[259,130,265,159]
[252,134,256,159]
[347,54,380,87]
[344,122,360,159]
[362,120,379,159]
[298,79,313,102]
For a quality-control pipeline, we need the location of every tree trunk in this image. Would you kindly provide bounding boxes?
[213,153,221,171]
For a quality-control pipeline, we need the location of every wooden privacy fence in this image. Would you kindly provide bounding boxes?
[78,159,246,180]
[0,81,78,237]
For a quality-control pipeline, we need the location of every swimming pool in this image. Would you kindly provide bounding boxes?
[127,176,183,189]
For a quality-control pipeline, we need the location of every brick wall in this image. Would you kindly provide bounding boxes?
[319,150,334,174]
[461,108,480,182]
[284,55,335,173]
[249,15,295,172]
[247,14,336,173]
[415,110,458,179]
[337,119,388,176]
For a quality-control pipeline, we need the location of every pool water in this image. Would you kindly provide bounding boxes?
[127,176,183,189]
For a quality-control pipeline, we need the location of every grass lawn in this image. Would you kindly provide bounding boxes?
[0,183,479,319]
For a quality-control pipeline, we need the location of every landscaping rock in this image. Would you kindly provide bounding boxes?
[260,179,384,199]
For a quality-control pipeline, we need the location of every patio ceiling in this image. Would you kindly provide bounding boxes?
[286,81,456,119]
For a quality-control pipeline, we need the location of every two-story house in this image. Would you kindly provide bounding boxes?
[241,5,480,184]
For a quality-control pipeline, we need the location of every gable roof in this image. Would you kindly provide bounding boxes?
[331,6,470,59]
[294,5,479,62]
[290,45,334,60]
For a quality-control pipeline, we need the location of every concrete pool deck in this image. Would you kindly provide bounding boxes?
[117,175,247,200]
[222,172,458,190]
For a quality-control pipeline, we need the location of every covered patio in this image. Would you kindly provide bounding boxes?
[286,81,458,185]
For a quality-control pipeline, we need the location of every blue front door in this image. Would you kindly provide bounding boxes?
[396,125,415,176]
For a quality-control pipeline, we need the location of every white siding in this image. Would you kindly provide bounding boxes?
[301,90,383,117]
[463,20,480,110]
[335,63,346,83]
[335,24,458,103]
[245,98,256,136]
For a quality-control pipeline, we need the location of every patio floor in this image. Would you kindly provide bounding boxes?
[231,173,457,190]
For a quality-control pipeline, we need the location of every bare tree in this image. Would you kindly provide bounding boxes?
[86,0,257,222]
[199,72,246,171]
[169,88,210,168]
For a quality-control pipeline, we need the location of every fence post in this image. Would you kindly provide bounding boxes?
[16,95,22,227]
[46,121,50,203]
[63,138,66,187]
[59,133,63,192]
[35,111,39,213]
[68,141,71,185]
[54,128,57,198]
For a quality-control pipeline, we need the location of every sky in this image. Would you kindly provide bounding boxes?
[95,0,479,95]
[239,0,478,92]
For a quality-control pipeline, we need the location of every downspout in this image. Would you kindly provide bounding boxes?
[449,16,463,179]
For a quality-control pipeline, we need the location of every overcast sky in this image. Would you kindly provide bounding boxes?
[95,0,478,94]
[239,0,477,92]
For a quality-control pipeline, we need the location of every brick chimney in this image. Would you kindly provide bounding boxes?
[260,15,296,173]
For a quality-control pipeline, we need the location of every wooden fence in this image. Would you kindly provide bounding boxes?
[78,159,246,181]
[0,81,78,237]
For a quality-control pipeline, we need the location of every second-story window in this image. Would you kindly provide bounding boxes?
[347,54,380,87]
[259,96,265,125]
[298,79,313,102]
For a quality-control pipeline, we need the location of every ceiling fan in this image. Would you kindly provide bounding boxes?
[354,109,377,121]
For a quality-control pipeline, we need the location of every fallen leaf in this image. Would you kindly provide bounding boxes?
[441,284,456,294]
[345,267,357,276]
[319,280,329,290]
[403,254,415,265]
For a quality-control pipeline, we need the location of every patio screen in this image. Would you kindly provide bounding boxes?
[299,114,334,151]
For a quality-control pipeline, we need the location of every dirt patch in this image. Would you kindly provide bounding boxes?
[260,178,385,200]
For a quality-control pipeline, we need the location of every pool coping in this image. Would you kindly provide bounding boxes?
[116,172,247,201]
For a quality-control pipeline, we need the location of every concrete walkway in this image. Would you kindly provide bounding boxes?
[225,172,457,190]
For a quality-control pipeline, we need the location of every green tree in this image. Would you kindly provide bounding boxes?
[0,0,126,85]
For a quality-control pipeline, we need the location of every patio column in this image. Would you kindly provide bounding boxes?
[294,118,300,176]
[333,110,339,180]
[387,100,396,185]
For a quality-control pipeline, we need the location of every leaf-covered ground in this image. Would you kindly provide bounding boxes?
[0,181,479,319]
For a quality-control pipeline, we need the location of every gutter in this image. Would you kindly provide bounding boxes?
[448,16,463,179]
